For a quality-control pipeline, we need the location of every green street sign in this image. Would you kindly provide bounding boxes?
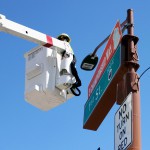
[84,45,121,125]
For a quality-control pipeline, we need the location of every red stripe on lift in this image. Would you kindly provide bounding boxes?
[44,35,53,47]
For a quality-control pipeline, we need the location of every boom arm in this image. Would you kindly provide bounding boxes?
[0,14,66,50]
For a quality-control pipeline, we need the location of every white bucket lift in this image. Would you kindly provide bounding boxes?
[24,46,75,111]
[0,14,79,111]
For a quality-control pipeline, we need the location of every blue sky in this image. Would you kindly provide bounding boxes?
[0,1,149,150]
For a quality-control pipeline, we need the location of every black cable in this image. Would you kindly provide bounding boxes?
[138,67,150,80]
[70,55,81,96]
[70,86,81,96]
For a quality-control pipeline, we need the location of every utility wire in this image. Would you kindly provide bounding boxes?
[138,67,150,80]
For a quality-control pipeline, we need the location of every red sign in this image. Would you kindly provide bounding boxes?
[88,21,122,97]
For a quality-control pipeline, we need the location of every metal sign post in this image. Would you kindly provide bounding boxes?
[124,9,141,150]
[83,8,142,150]
[116,9,141,150]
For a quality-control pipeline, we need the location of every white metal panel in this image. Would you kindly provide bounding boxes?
[0,14,66,51]
[24,46,74,111]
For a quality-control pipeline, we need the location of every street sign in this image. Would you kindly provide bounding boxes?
[115,92,133,150]
[84,44,121,127]
[88,21,122,98]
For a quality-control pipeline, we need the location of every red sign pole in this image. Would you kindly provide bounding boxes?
[127,9,141,150]
[118,9,141,150]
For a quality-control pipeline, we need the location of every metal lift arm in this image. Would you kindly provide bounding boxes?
[0,14,66,50]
